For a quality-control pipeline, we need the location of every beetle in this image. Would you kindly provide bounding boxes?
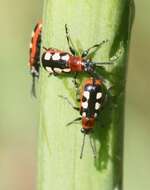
[42,24,114,78]
[59,77,106,159]
[28,20,42,97]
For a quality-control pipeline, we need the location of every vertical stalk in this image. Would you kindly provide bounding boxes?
[38,0,135,190]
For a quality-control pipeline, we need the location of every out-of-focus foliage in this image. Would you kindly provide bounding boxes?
[0,0,149,190]
[124,0,150,190]
[0,0,43,190]
[124,1,150,189]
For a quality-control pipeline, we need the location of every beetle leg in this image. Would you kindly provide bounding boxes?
[87,70,105,82]
[53,71,58,76]
[81,39,109,58]
[66,117,82,126]
[65,24,78,56]
[95,47,122,66]
[72,73,80,102]
[58,95,80,111]
[31,74,37,98]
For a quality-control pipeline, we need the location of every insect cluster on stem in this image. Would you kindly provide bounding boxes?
[28,21,121,158]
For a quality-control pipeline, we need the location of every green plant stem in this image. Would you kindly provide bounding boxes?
[38,0,135,190]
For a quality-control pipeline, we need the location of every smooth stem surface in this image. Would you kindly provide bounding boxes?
[38,0,135,190]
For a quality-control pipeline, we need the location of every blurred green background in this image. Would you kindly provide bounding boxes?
[0,0,149,190]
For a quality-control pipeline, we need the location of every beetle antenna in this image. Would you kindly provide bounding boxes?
[43,46,48,51]
[89,135,96,159]
[80,133,86,159]
[93,61,114,66]
[31,74,36,98]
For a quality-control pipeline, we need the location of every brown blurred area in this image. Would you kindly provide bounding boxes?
[0,0,149,190]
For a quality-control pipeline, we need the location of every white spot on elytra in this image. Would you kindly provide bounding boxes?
[63,68,71,72]
[61,54,69,61]
[54,68,62,73]
[95,102,100,110]
[83,91,90,100]
[52,53,60,60]
[82,102,88,109]
[82,112,86,117]
[46,67,53,73]
[96,92,102,99]
[45,52,52,60]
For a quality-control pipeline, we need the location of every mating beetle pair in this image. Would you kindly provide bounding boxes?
[28,21,119,158]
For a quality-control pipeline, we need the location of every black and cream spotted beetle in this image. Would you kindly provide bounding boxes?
[59,77,106,159]
[42,24,119,78]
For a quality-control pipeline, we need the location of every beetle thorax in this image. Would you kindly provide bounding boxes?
[69,56,84,72]
[82,117,95,132]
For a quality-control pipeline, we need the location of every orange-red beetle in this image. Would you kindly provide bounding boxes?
[28,20,42,97]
